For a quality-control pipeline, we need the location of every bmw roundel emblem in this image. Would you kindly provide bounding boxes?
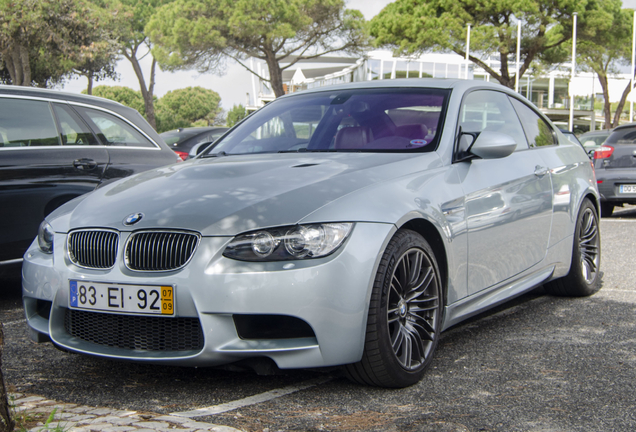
[123,212,144,226]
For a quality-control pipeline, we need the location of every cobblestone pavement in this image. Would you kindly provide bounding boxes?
[10,394,240,432]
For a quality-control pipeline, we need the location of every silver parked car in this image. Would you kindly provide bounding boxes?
[23,80,601,388]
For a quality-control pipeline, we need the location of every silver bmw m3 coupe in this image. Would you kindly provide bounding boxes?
[22,79,601,388]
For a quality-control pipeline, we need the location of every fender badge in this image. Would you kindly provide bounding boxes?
[123,213,144,226]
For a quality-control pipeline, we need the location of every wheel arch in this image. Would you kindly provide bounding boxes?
[397,218,449,307]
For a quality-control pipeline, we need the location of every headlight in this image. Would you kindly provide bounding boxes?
[37,221,54,253]
[223,223,354,261]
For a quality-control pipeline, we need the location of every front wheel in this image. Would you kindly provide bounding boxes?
[544,199,601,296]
[344,230,444,388]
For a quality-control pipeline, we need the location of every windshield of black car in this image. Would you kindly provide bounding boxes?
[200,88,449,156]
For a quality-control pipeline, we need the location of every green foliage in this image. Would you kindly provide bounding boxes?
[226,104,247,127]
[568,0,632,128]
[155,86,222,132]
[146,0,369,97]
[0,0,116,87]
[87,85,146,115]
[369,0,608,89]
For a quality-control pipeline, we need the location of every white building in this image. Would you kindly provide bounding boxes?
[247,50,635,132]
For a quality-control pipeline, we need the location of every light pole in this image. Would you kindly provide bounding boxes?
[515,19,521,93]
[630,10,635,123]
[569,12,578,132]
[465,23,471,80]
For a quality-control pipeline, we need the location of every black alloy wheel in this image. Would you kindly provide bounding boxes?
[345,229,443,388]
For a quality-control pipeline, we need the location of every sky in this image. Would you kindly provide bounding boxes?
[60,0,392,111]
[60,0,636,111]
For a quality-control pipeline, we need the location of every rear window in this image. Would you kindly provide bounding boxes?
[605,128,636,145]
[161,130,201,145]
[202,88,449,156]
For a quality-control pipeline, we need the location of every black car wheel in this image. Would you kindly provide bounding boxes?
[544,199,601,296]
[345,230,443,388]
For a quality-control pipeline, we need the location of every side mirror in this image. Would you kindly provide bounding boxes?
[469,131,517,159]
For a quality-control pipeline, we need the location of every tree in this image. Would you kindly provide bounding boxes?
[0,0,116,87]
[155,86,222,132]
[73,40,120,95]
[146,0,368,98]
[227,104,247,127]
[369,0,604,89]
[573,1,633,128]
[88,85,146,114]
[105,0,172,129]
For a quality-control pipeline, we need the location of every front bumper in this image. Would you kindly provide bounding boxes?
[22,223,394,369]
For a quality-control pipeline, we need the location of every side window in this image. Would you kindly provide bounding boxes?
[509,98,556,147]
[458,90,529,152]
[0,98,60,147]
[52,104,98,146]
[74,106,156,148]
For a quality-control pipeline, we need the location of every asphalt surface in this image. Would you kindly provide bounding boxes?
[2,206,636,431]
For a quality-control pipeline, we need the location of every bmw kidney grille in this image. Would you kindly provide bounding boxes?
[68,229,119,269]
[125,230,200,271]
[67,229,200,271]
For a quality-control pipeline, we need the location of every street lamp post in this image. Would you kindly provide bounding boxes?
[569,12,578,132]
[515,20,521,93]
[465,23,471,80]
[630,10,635,123]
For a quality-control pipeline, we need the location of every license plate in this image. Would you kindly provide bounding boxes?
[619,184,636,194]
[69,280,174,315]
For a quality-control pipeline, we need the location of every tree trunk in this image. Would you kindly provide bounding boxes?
[125,47,157,129]
[87,73,94,95]
[597,72,613,129]
[611,80,633,128]
[0,324,15,432]
[264,50,285,97]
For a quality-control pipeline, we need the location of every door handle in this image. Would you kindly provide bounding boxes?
[534,165,549,177]
[73,158,98,170]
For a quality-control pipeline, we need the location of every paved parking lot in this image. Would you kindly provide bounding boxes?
[2,207,636,432]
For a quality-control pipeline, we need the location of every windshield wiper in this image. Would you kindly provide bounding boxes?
[278,148,308,153]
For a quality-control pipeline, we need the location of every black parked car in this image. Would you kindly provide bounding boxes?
[160,127,228,160]
[593,123,636,216]
[0,86,180,278]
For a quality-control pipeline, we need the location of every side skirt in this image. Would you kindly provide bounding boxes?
[442,265,555,331]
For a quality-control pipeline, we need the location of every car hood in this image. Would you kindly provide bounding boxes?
[50,152,441,236]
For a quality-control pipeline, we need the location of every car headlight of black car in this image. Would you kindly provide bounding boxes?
[37,221,54,254]
[223,223,354,261]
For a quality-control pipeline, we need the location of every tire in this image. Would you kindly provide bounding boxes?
[344,230,444,388]
[600,202,614,217]
[544,199,601,297]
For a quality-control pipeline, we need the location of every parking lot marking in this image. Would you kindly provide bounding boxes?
[170,376,332,417]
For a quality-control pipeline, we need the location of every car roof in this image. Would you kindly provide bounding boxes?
[611,122,636,132]
[0,85,128,112]
[284,78,514,98]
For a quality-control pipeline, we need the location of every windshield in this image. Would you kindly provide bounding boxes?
[201,88,449,156]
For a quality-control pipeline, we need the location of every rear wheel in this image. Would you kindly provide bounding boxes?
[544,199,601,296]
[345,230,443,388]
